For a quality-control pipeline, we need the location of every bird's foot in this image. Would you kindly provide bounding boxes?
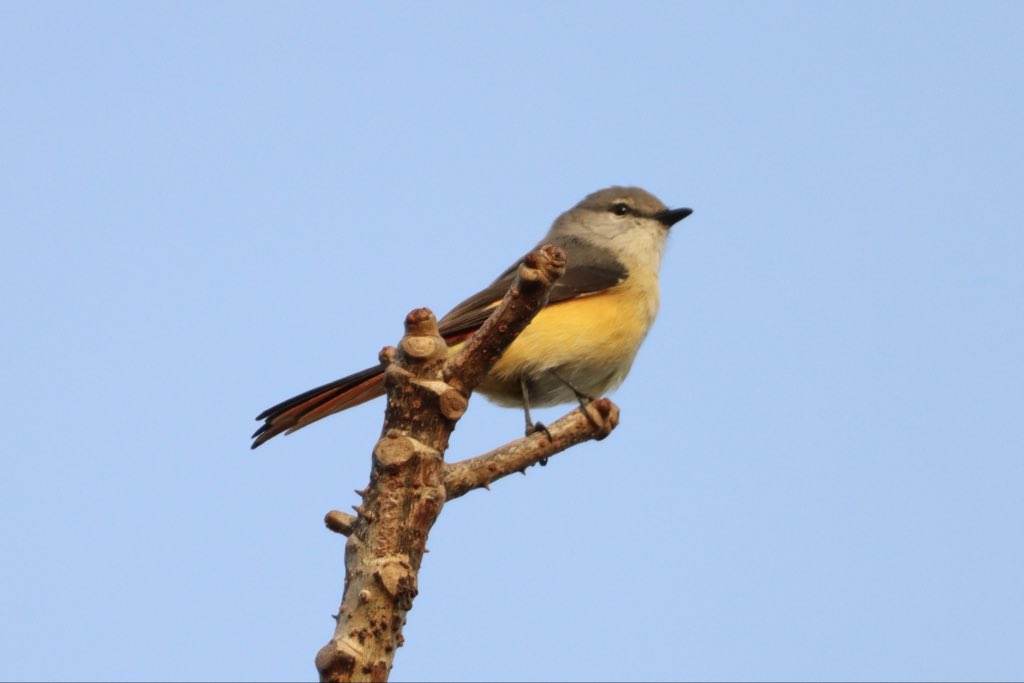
[526,421,553,465]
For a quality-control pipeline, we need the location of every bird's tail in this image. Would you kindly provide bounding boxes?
[250,364,386,449]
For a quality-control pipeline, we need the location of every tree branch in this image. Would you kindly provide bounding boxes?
[315,246,569,683]
[324,510,357,536]
[443,245,566,395]
[443,398,619,501]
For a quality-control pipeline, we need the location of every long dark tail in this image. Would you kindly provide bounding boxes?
[250,364,386,449]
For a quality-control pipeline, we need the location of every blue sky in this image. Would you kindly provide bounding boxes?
[2,2,1022,681]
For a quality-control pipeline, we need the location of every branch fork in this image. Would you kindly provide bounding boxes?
[316,245,620,682]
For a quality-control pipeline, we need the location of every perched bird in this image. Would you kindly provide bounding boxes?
[252,186,692,449]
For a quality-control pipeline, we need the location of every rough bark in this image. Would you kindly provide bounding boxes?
[315,245,621,682]
[443,398,619,501]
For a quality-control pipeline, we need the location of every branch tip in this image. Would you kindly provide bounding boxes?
[403,307,437,335]
[379,345,397,365]
[519,244,567,287]
[325,510,356,536]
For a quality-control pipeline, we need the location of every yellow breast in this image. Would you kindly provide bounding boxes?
[468,273,660,405]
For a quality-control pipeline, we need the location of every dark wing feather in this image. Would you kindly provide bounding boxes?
[254,364,384,422]
[437,236,627,338]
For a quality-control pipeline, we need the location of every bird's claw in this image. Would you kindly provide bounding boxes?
[526,421,553,466]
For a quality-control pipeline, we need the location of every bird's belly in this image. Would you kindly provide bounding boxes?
[470,279,659,406]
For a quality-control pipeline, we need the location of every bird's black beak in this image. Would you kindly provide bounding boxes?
[655,207,693,228]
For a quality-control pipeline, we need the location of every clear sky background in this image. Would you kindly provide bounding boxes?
[2,2,1022,681]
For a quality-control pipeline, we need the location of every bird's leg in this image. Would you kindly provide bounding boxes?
[520,376,552,439]
[549,370,601,428]
[520,377,552,464]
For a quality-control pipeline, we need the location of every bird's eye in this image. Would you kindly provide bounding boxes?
[610,202,631,216]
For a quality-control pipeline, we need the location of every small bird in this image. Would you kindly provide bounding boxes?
[252,186,692,449]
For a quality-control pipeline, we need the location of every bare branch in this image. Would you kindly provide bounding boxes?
[324,510,356,536]
[443,399,620,501]
[315,247,565,683]
[443,244,566,396]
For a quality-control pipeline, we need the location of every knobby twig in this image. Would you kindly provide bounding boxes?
[443,398,619,501]
[314,245,621,682]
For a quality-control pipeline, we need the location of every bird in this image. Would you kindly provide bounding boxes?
[251,186,692,449]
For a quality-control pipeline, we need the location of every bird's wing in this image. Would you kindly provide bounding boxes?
[438,237,627,340]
